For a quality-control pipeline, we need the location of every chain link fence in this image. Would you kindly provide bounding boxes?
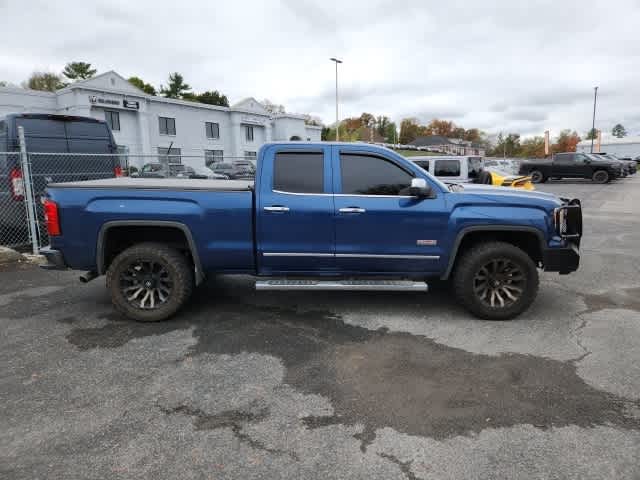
[0,152,31,249]
[1,137,257,251]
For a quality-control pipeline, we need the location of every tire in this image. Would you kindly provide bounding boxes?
[530,170,545,183]
[106,242,194,322]
[452,241,539,320]
[592,170,609,184]
[476,170,493,185]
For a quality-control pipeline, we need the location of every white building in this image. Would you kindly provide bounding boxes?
[576,135,640,158]
[0,71,323,166]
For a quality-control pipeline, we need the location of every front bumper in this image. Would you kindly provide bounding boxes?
[543,244,580,274]
[39,246,68,270]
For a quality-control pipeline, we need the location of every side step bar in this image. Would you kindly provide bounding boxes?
[255,279,428,292]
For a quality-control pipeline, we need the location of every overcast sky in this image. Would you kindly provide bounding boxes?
[1,0,639,138]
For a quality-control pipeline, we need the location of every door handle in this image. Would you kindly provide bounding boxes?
[264,206,290,212]
[339,207,366,214]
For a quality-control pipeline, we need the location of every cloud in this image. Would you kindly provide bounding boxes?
[0,0,639,137]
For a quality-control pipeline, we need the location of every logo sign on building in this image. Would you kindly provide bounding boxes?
[123,100,140,110]
[89,95,120,106]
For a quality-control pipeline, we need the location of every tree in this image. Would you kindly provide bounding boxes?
[23,72,66,91]
[519,136,546,158]
[612,124,627,138]
[452,127,466,139]
[489,132,521,157]
[160,72,191,99]
[383,122,397,144]
[424,119,455,137]
[262,98,285,114]
[359,112,375,128]
[399,118,421,144]
[62,61,97,81]
[198,90,229,107]
[302,114,322,126]
[585,128,597,140]
[128,76,156,95]
[463,128,482,143]
[553,130,581,153]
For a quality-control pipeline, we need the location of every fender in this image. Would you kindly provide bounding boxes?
[96,220,205,284]
[441,225,546,280]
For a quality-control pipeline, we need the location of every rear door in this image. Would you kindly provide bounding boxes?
[256,145,335,274]
[553,153,579,178]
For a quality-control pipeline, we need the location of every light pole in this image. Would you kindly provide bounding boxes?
[590,86,598,153]
[330,57,342,141]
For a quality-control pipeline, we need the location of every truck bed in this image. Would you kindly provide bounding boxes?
[48,177,254,191]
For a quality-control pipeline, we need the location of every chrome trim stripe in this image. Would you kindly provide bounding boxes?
[272,189,415,199]
[336,254,440,260]
[262,252,440,260]
[262,252,334,257]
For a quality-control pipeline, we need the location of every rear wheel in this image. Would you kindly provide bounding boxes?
[106,242,193,322]
[592,170,609,183]
[452,242,539,320]
[530,170,545,183]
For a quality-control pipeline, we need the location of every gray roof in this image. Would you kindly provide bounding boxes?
[409,135,454,147]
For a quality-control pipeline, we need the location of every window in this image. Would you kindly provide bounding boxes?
[273,152,324,193]
[245,125,254,141]
[468,157,482,179]
[157,147,181,164]
[244,151,257,161]
[341,153,413,195]
[434,159,461,177]
[205,149,224,166]
[104,110,120,131]
[205,122,219,139]
[414,160,430,171]
[159,117,176,135]
[553,153,574,164]
[574,154,589,163]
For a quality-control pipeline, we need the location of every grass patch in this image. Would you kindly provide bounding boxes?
[394,150,441,157]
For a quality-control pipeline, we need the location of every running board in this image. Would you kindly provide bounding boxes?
[255,279,428,292]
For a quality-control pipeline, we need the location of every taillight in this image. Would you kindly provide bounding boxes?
[10,168,24,200]
[43,200,61,236]
[114,165,123,177]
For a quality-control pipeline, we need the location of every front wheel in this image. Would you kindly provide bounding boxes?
[592,170,609,183]
[452,242,539,320]
[530,170,545,183]
[106,242,194,322]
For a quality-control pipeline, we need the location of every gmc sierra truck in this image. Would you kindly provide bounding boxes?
[519,152,624,183]
[40,142,582,322]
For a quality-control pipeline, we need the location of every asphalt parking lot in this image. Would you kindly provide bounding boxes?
[2,175,640,479]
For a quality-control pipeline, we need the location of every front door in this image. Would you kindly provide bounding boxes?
[256,146,335,274]
[332,147,448,274]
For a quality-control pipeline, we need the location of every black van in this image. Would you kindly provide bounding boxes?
[0,114,121,245]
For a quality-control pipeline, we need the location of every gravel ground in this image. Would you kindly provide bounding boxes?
[1,175,639,479]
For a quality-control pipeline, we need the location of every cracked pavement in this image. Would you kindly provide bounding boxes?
[1,176,640,479]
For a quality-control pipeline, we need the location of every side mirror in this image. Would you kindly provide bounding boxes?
[400,178,433,198]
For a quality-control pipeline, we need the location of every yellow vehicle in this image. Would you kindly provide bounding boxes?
[410,156,535,190]
[486,168,535,190]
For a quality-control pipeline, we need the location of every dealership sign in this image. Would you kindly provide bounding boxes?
[89,95,119,106]
[123,100,140,110]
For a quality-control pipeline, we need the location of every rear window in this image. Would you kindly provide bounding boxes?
[414,160,430,171]
[16,117,65,137]
[434,159,461,176]
[66,121,110,138]
[273,152,324,193]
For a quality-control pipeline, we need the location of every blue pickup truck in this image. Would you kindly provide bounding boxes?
[41,142,582,322]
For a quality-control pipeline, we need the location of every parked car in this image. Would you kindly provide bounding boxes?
[592,153,636,175]
[0,113,119,243]
[411,156,534,190]
[519,152,624,183]
[210,162,255,179]
[41,142,582,322]
[136,163,228,179]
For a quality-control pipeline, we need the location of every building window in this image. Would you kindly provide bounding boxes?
[245,125,254,142]
[205,149,224,166]
[157,146,181,164]
[244,151,257,161]
[105,110,120,131]
[159,117,176,135]
[205,122,220,139]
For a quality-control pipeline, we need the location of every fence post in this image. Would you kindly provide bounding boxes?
[18,126,39,255]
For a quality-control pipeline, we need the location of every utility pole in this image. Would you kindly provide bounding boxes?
[330,57,342,141]
[590,86,598,153]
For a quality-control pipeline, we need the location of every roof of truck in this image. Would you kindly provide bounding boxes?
[48,177,254,191]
